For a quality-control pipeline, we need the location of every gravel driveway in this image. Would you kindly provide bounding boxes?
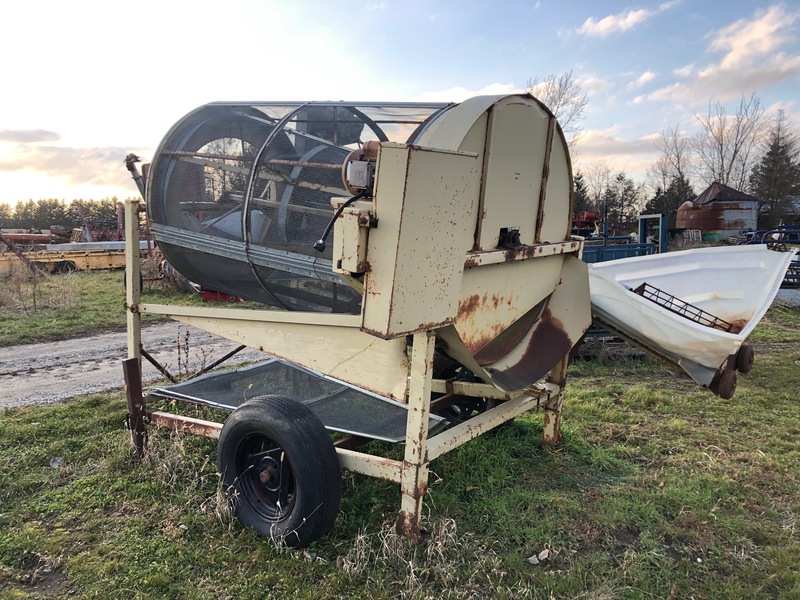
[0,323,268,409]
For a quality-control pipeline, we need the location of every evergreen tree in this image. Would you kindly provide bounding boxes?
[645,175,694,215]
[13,200,37,229]
[34,199,70,229]
[0,203,12,226]
[602,172,644,231]
[748,110,800,228]
[573,171,592,214]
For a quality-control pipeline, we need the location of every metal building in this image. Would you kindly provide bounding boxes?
[676,181,757,241]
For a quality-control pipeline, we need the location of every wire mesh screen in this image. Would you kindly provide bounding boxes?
[147,101,450,312]
[149,359,446,443]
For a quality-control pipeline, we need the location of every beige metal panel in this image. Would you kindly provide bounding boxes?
[538,124,573,243]
[415,94,571,251]
[478,254,591,392]
[477,97,550,249]
[455,254,564,356]
[361,143,480,339]
[413,95,503,152]
[332,199,372,274]
[140,304,410,401]
[436,254,591,393]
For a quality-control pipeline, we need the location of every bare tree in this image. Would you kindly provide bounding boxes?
[692,92,766,190]
[527,70,588,147]
[647,156,674,197]
[582,160,612,210]
[655,124,692,183]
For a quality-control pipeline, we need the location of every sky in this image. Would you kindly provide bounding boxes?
[1,0,798,205]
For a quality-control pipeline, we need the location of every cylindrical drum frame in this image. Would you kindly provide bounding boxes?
[146,101,450,312]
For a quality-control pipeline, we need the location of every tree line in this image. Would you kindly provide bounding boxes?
[531,74,800,231]
[0,198,130,231]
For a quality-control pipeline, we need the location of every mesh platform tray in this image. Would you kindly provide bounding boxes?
[148,358,445,443]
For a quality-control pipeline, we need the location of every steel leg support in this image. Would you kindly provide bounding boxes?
[123,358,148,459]
[542,353,569,446]
[124,199,142,362]
[395,330,436,540]
[123,199,147,458]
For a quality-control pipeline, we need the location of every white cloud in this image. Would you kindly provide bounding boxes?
[627,70,656,90]
[578,9,651,37]
[579,75,614,96]
[708,5,796,71]
[577,2,678,38]
[577,130,660,156]
[0,144,138,188]
[643,5,800,104]
[0,130,60,144]
[573,130,663,181]
[0,143,148,202]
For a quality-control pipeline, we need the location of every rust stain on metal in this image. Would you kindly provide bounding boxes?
[458,293,482,318]
[535,115,555,243]
[676,201,755,231]
[147,410,222,439]
[395,512,429,540]
[486,305,572,390]
[727,319,746,334]
[464,322,507,356]
[473,303,544,366]
[541,410,563,445]
[457,292,516,355]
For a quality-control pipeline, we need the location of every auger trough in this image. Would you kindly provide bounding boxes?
[122,94,782,548]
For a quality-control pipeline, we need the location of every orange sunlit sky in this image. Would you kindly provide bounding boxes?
[1,0,799,205]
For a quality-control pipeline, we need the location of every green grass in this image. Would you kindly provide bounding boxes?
[0,269,205,347]
[1,307,798,598]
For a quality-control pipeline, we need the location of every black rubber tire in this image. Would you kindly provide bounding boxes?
[217,395,342,548]
[122,269,144,291]
[736,343,754,374]
[717,369,737,400]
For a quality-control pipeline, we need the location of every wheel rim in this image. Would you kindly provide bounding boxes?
[441,396,493,423]
[236,433,296,521]
[434,359,494,424]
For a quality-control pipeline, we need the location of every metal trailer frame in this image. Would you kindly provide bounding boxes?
[123,199,573,540]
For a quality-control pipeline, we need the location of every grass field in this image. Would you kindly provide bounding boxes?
[0,296,798,598]
[0,268,205,347]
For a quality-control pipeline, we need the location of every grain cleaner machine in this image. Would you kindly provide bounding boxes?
[122,93,599,547]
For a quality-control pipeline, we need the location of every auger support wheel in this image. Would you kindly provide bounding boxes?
[217,395,342,548]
